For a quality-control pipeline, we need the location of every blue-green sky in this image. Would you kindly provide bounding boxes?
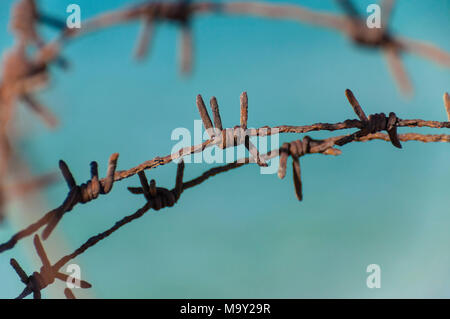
[0,0,449,298]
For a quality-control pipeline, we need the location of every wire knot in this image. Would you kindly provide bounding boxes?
[196,93,268,167]
[141,0,191,24]
[41,153,119,240]
[128,160,185,211]
[10,235,91,299]
[277,136,341,201]
[216,126,247,149]
[361,112,402,148]
[340,89,402,148]
[29,271,47,293]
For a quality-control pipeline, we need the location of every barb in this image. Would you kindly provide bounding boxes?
[335,89,402,148]
[7,0,444,97]
[10,235,91,299]
[0,40,56,131]
[128,160,185,210]
[29,0,446,95]
[2,1,449,299]
[1,1,448,220]
[197,92,267,166]
[0,2,63,221]
[278,137,341,200]
[134,16,154,59]
[11,0,66,47]
[1,90,449,255]
[0,154,119,252]
[41,154,119,239]
[444,92,450,122]
[9,124,450,298]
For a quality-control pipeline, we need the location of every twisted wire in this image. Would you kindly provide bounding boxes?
[1,89,449,259]
[10,235,91,299]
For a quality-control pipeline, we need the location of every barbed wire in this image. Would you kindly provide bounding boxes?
[1,0,449,298]
[0,0,67,221]
[1,0,449,221]
[10,235,92,299]
[4,88,450,298]
[2,89,450,253]
[40,0,450,92]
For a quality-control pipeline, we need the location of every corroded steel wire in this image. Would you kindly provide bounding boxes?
[2,90,450,262]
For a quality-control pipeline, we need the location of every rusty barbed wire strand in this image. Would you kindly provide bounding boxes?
[30,0,449,94]
[10,234,92,299]
[0,0,68,220]
[40,154,119,240]
[1,0,69,131]
[4,129,448,297]
[9,123,450,298]
[0,153,119,253]
[0,33,58,131]
[1,89,450,256]
[10,0,68,65]
[1,0,448,298]
[2,0,448,221]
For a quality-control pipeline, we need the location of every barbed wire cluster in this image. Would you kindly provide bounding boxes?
[0,0,449,298]
[2,88,450,298]
[47,0,450,91]
[1,0,449,221]
[10,235,91,299]
[0,0,69,221]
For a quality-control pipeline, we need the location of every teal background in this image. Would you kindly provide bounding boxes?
[0,0,449,298]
